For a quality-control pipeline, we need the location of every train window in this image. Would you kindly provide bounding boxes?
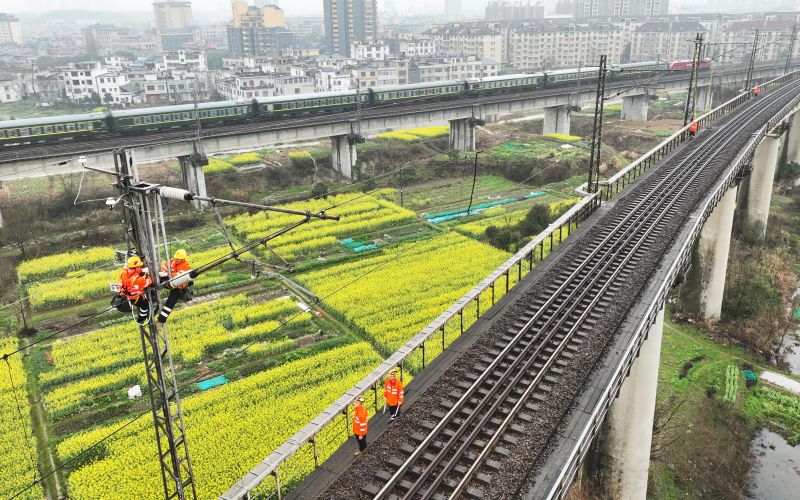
[8,129,17,137]
[55,125,64,132]
[0,130,5,138]
[19,128,29,136]
[45,126,53,133]
[67,123,76,131]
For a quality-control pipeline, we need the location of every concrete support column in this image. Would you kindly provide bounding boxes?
[785,111,800,167]
[543,105,571,135]
[696,85,713,114]
[604,306,665,500]
[679,186,737,319]
[448,118,476,151]
[621,94,649,121]
[745,135,780,236]
[331,135,357,179]
[178,154,208,210]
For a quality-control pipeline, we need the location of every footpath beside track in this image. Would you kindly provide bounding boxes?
[301,79,800,499]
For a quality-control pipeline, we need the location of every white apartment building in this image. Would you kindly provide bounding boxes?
[60,62,106,101]
[412,56,499,83]
[354,60,409,88]
[629,21,707,63]
[718,20,800,65]
[396,39,437,58]
[0,76,22,102]
[0,13,23,44]
[351,40,391,61]
[216,71,275,100]
[427,24,503,63]
[275,75,315,95]
[161,50,208,71]
[509,23,625,70]
[314,70,352,92]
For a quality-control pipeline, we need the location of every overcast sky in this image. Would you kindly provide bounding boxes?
[0,1,796,20]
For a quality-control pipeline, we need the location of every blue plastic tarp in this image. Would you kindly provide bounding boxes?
[197,375,229,391]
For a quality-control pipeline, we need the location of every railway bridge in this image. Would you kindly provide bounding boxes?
[0,62,788,187]
[221,71,800,499]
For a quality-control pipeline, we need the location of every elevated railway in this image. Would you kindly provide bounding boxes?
[277,77,800,499]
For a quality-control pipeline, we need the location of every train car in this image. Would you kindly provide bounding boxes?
[111,101,251,133]
[0,112,108,145]
[258,90,363,116]
[669,58,712,71]
[368,80,466,105]
[543,67,600,88]
[466,73,543,95]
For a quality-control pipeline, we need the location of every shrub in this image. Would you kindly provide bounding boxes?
[228,152,262,167]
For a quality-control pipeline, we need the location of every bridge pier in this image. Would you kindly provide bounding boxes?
[785,112,800,167]
[621,94,648,122]
[696,85,713,114]
[679,186,737,319]
[603,305,665,500]
[743,134,780,236]
[543,105,571,135]
[449,118,476,152]
[178,154,209,210]
[331,135,357,178]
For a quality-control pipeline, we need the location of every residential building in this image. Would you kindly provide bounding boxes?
[324,0,378,56]
[630,21,707,63]
[0,13,22,45]
[427,24,504,63]
[136,70,214,104]
[275,74,314,94]
[411,56,499,83]
[161,49,207,71]
[485,1,544,21]
[95,72,144,104]
[200,24,229,49]
[81,24,130,53]
[153,1,193,30]
[314,70,351,92]
[216,70,275,100]
[157,27,202,51]
[60,61,105,101]
[0,75,22,102]
[393,39,437,58]
[509,22,625,69]
[717,20,800,65]
[445,0,462,22]
[351,40,391,61]
[574,0,669,17]
[354,59,409,88]
[229,2,293,58]
[282,46,321,58]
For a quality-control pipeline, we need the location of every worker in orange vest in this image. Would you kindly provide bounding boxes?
[114,255,153,325]
[353,396,368,455]
[383,368,405,422]
[689,121,698,138]
[157,249,193,325]
[753,85,761,97]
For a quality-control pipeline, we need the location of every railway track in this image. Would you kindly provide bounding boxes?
[361,79,800,500]
[0,62,769,164]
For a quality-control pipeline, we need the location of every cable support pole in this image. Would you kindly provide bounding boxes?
[786,25,798,75]
[745,29,760,92]
[113,149,197,500]
[684,32,703,126]
[587,55,607,195]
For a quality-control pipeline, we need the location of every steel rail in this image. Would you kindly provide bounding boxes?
[543,78,800,500]
[379,75,800,500]
[376,79,760,499]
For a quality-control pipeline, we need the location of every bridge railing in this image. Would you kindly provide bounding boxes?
[546,75,800,500]
[222,195,603,499]
[599,71,797,201]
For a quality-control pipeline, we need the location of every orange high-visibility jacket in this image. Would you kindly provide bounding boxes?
[119,268,152,300]
[754,86,761,95]
[384,378,405,406]
[689,122,698,134]
[353,405,368,436]
[160,259,192,287]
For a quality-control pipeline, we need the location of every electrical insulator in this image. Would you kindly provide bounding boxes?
[169,273,194,288]
[158,187,194,201]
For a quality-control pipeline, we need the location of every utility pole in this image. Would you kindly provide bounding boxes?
[745,29,760,93]
[786,25,798,75]
[587,55,607,195]
[112,150,197,500]
[684,32,704,126]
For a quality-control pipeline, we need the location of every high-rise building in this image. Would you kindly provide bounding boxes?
[574,0,669,16]
[153,1,194,30]
[324,0,378,56]
[445,0,462,22]
[255,0,280,6]
[228,2,293,58]
[0,13,23,45]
